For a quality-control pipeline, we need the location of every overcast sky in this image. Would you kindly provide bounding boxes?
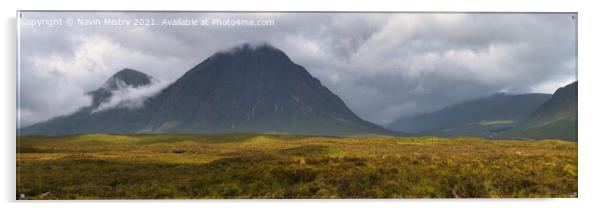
[17,12,577,127]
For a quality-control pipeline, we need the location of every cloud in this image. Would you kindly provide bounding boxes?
[92,79,170,112]
[288,13,577,124]
[18,12,577,127]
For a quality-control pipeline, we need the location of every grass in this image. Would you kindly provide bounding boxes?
[16,133,577,199]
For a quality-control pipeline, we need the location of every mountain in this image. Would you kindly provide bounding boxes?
[387,93,552,137]
[19,68,160,135]
[141,44,398,136]
[502,81,577,141]
[20,44,399,136]
[88,68,155,108]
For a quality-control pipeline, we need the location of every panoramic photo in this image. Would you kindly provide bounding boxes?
[16,11,577,199]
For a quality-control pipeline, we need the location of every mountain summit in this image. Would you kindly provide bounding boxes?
[20,44,398,136]
[88,68,154,108]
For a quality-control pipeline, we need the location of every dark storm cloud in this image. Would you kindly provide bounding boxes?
[17,12,577,127]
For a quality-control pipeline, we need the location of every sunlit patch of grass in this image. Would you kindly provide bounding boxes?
[68,134,138,143]
[243,135,282,144]
[17,153,68,161]
[395,137,446,145]
[143,154,222,164]
[477,120,515,126]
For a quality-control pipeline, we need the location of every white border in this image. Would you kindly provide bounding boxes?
[2,0,601,210]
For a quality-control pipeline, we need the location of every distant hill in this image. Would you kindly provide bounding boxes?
[387,93,552,137]
[19,44,400,137]
[501,81,577,141]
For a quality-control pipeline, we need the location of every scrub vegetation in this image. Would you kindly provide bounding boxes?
[17,133,577,199]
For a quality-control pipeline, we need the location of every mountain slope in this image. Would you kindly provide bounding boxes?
[502,81,577,141]
[387,93,552,137]
[20,44,399,136]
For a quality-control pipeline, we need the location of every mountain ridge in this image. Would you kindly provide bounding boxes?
[387,92,552,137]
[387,81,577,141]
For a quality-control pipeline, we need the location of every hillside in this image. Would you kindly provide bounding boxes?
[387,93,551,137]
[502,81,577,141]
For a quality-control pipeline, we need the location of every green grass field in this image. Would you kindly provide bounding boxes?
[16,134,577,199]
